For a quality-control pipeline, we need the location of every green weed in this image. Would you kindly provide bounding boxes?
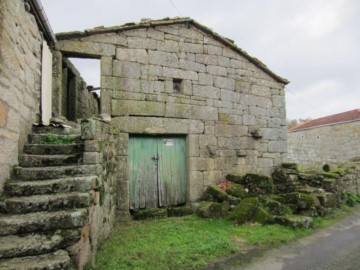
[41,133,75,144]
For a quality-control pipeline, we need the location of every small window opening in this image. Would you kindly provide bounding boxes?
[173,78,182,93]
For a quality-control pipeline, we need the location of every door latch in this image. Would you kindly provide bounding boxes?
[151,156,159,161]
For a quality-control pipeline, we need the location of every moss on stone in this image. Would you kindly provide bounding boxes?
[280,192,315,210]
[252,207,273,224]
[196,201,229,219]
[281,162,298,170]
[228,197,259,225]
[273,215,313,229]
[167,205,193,217]
[202,185,240,205]
[225,184,248,199]
[242,173,274,195]
[132,208,167,220]
[225,174,243,184]
[263,199,292,216]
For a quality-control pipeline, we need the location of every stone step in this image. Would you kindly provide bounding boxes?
[0,209,88,236]
[4,193,92,214]
[0,229,81,259]
[19,154,82,167]
[5,176,98,196]
[14,164,99,181]
[32,125,80,135]
[23,144,84,155]
[0,249,70,270]
[30,134,82,144]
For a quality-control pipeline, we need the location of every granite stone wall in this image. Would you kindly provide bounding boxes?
[288,121,360,167]
[57,21,287,203]
[0,0,43,193]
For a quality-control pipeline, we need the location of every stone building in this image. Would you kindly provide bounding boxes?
[288,109,360,166]
[56,17,289,210]
[0,2,288,267]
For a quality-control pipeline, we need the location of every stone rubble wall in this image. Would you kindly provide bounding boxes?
[75,118,119,268]
[288,121,360,167]
[0,0,43,193]
[57,23,287,202]
[339,163,360,195]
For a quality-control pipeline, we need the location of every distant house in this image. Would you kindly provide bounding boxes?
[288,109,360,166]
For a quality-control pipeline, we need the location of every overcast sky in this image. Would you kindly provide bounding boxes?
[41,0,360,120]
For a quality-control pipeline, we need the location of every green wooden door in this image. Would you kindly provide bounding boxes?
[129,136,187,209]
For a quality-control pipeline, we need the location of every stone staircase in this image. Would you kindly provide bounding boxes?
[0,125,98,269]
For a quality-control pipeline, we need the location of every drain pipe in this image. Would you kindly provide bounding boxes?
[28,0,57,46]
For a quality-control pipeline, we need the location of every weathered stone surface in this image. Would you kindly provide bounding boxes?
[112,100,165,117]
[273,215,313,229]
[14,164,100,181]
[113,60,141,79]
[0,250,71,270]
[5,192,91,214]
[148,51,179,68]
[0,209,88,236]
[5,176,97,196]
[56,40,115,57]
[116,48,148,64]
[19,154,82,167]
[196,201,229,219]
[0,229,81,259]
[23,144,84,155]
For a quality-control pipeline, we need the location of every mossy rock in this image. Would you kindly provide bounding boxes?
[226,184,249,199]
[281,162,298,170]
[263,199,292,216]
[132,208,167,220]
[226,174,243,184]
[242,173,274,195]
[285,204,298,214]
[202,185,240,205]
[167,205,193,217]
[196,201,230,219]
[228,197,260,225]
[280,192,315,210]
[298,207,318,217]
[273,215,313,229]
[252,207,273,224]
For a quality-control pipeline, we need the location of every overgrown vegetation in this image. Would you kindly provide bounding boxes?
[93,205,358,270]
[40,133,75,144]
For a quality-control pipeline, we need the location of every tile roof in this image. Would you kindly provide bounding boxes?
[56,17,289,85]
[289,109,360,132]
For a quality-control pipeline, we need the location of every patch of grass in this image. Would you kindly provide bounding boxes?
[41,133,75,144]
[95,216,237,269]
[94,206,359,270]
[95,215,310,270]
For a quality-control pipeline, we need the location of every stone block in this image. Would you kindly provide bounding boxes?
[189,171,204,202]
[178,27,204,41]
[127,37,157,49]
[217,56,230,67]
[81,33,128,46]
[163,67,180,78]
[198,73,213,86]
[111,100,165,116]
[179,70,198,81]
[165,103,192,118]
[100,56,112,77]
[198,135,217,147]
[205,45,223,55]
[179,42,204,53]
[268,141,287,153]
[116,48,148,64]
[188,134,200,157]
[111,117,204,134]
[214,76,235,90]
[56,40,115,57]
[113,60,141,79]
[193,85,220,100]
[196,54,218,65]
[84,140,100,152]
[148,28,164,40]
[189,157,214,171]
[191,105,218,121]
[157,40,179,52]
[206,65,227,76]
[112,91,144,101]
[148,50,179,68]
[179,59,205,72]
[83,152,102,164]
[230,59,246,69]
